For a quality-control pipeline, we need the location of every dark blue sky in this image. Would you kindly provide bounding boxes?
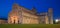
[0,0,60,20]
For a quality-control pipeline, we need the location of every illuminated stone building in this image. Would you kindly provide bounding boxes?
[8,4,53,24]
[0,18,7,24]
[38,12,49,24]
[48,8,53,24]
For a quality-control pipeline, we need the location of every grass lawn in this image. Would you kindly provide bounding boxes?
[0,24,60,28]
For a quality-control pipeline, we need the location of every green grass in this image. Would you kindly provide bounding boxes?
[0,24,60,28]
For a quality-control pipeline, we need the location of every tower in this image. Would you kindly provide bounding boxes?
[48,8,53,24]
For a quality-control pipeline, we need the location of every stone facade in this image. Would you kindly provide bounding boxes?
[0,20,7,24]
[48,8,53,24]
[8,4,53,24]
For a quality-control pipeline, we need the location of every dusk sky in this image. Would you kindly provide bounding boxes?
[0,0,60,20]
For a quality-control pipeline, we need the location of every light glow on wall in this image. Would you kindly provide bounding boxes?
[55,19,58,22]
